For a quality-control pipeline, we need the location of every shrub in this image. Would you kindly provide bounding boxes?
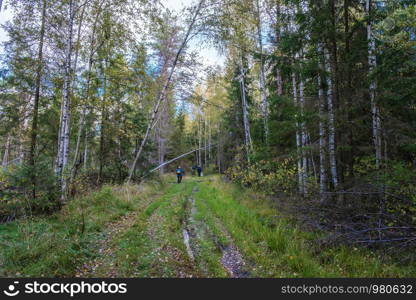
[0,162,60,219]
[225,158,298,195]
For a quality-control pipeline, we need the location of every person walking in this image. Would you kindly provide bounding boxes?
[176,166,184,183]
[197,165,202,177]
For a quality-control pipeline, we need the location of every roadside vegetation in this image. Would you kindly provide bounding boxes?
[2,175,414,278]
[0,179,166,277]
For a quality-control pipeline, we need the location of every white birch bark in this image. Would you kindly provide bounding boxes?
[204,114,207,165]
[208,115,212,163]
[324,47,338,189]
[19,95,32,163]
[292,72,303,194]
[83,131,88,171]
[273,2,283,96]
[198,109,202,166]
[158,126,166,175]
[56,0,75,200]
[317,43,327,201]
[299,77,308,194]
[217,126,221,173]
[145,143,215,176]
[307,132,317,180]
[239,61,252,163]
[2,135,11,167]
[255,0,269,143]
[69,1,103,186]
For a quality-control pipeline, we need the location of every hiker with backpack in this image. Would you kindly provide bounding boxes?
[176,166,184,183]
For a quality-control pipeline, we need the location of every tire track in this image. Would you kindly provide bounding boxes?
[182,184,250,278]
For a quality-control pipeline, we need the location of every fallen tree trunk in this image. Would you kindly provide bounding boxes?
[142,144,215,178]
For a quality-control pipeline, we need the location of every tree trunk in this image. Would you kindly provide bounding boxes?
[198,110,202,166]
[217,126,221,173]
[56,0,75,201]
[19,95,32,164]
[2,135,11,167]
[274,2,283,96]
[208,115,212,163]
[344,0,354,178]
[98,69,108,183]
[317,43,328,202]
[239,60,252,163]
[28,0,46,199]
[145,143,214,176]
[204,115,207,166]
[69,0,106,187]
[324,47,338,189]
[292,71,304,194]
[299,77,308,194]
[83,131,88,171]
[366,0,382,169]
[255,0,269,143]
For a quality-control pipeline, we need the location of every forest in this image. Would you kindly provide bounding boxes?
[0,0,416,278]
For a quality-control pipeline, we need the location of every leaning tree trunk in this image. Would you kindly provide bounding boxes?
[366,0,382,169]
[28,0,47,199]
[127,0,205,183]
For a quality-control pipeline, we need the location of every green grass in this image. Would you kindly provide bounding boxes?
[112,178,200,277]
[1,174,414,278]
[0,180,165,277]
[194,175,416,277]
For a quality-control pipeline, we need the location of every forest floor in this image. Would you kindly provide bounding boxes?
[1,175,415,277]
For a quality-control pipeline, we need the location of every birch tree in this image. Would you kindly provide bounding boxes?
[317,43,327,201]
[2,136,11,167]
[292,71,303,194]
[255,0,269,143]
[28,0,47,199]
[324,47,338,189]
[239,59,252,163]
[56,0,76,200]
